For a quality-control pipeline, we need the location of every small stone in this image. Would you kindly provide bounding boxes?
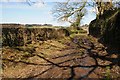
[111,54,118,58]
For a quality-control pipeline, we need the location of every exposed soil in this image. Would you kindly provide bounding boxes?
[1,34,120,79]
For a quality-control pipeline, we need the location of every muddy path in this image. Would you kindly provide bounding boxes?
[2,35,120,79]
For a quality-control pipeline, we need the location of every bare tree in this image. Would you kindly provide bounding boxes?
[52,1,87,28]
[26,0,44,6]
[52,0,114,27]
[93,0,113,18]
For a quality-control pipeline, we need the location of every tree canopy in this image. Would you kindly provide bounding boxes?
[52,1,87,27]
[52,0,119,27]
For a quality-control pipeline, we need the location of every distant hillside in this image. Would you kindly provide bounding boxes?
[1,23,54,28]
[1,24,23,28]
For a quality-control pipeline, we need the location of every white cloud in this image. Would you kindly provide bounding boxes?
[32,2,45,8]
[88,7,98,14]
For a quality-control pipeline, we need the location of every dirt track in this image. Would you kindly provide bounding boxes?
[2,35,120,79]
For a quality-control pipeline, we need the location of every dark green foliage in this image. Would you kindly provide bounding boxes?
[100,10,120,48]
[89,19,101,37]
[89,9,120,48]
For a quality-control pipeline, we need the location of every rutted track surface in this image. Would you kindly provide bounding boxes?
[2,35,120,79]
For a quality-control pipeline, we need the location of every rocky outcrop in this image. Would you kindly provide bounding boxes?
[2,25,70,47]
[89,9,120,48]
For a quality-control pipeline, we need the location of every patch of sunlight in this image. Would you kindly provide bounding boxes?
[38,49,58,56]
[28,56,44,63]
[70,33,86,39]
[44,40,67,49]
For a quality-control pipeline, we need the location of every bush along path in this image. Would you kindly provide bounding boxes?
[2,35,120,79]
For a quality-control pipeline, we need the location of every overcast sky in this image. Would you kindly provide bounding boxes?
[0,1,96,26]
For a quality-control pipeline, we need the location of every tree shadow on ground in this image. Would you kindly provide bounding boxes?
[2,40,120,80]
